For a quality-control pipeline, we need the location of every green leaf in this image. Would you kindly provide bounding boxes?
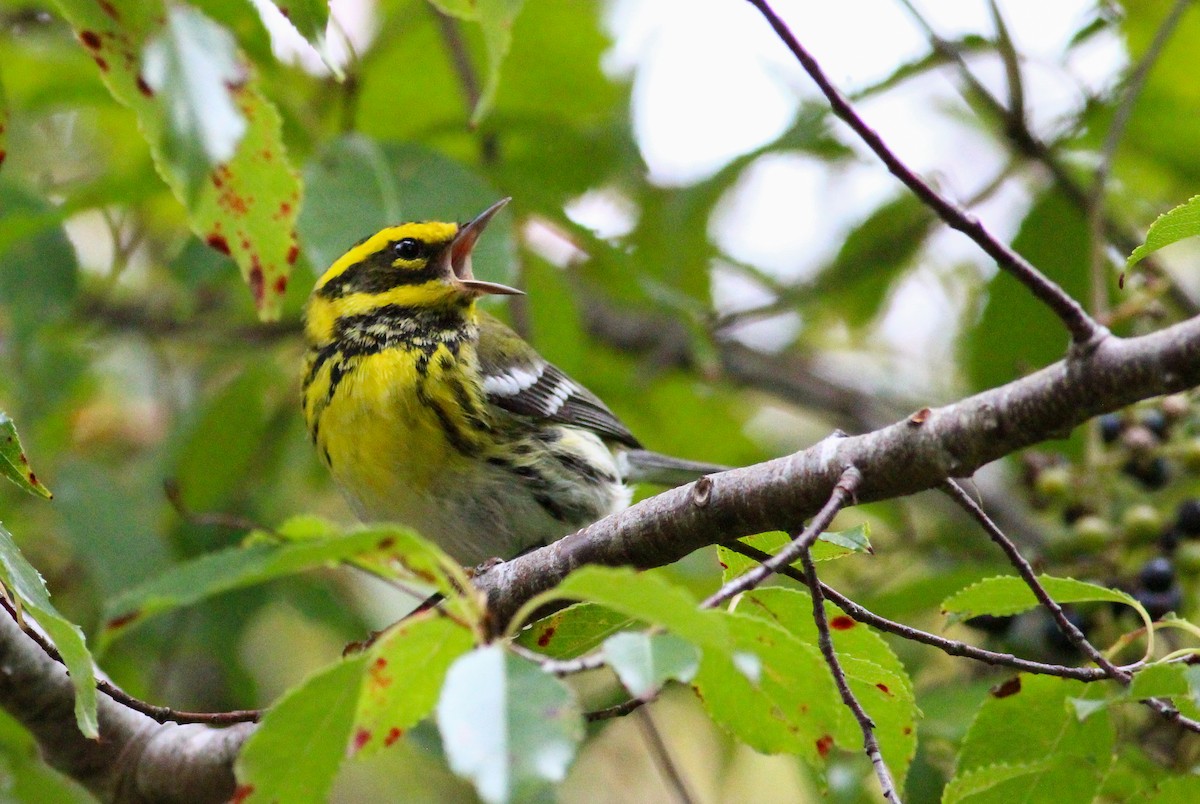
[429,0,527,124]
[437,645,583,803]
[0,524,97,738]
[953,674,1114,800]
[941,574,1142,622]
[693,611,844,766]
[1132,775,1200,803]
[0,66,8,174]
[50,0,301,319]
[0,183,79,338]
[513,603,634,659]
[602,631,700,699]
[514,566,728,651]
[298,135,514,282]
[1127,193,1200,268]
[1128,662,1190,701]
[718,526,872,581]
[99,520,464,649]
[142,5,247,201]
[352,612,475,759]
[236,655,366,803]
[737,588,917,786]
[0,413,53,499]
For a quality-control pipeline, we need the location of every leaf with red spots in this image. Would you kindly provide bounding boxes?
[692,611,843,767]
[0,412,52,499]
[351,611,473,759]
[50,0,301,320]
[512,602,634,659]
[716,524,872,582]
[235,655,367,803]
[0,523,98,738]
[142,5,248,201]
[946,675,1114,804]
[738,588,918,786]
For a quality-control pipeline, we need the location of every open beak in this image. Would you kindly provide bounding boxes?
[444,197,524,297]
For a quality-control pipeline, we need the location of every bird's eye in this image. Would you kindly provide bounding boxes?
[394,238,422,260]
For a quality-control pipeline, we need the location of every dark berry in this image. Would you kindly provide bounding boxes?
[1099,413,1124,444]
[1176,499,1200,537]
[1123,457,1170,490]
[1160,528,1182,553]
[1141,410,1169,439]
[1134,586,1182,621]
[1138,556,1175,592]
[965,614,1014,635]
[1062,504,1094,526]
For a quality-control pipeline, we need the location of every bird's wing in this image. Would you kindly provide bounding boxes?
[476,313,642,449]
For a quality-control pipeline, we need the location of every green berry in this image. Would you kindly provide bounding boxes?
[1174,542,1200,575]
[1182,438,1200,472]
[1035,466,1072,499]
[1121,504,1164,545]
[1073,515,1116,552]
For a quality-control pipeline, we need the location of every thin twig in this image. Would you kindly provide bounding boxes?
[799,551,901,803]
[431,7,500,162]
[1087,0,1191,316]
[743,0,1105,346]
[941,480,1129,680]
[894,0,1200,317]
[722,542,1114,681]
[585,696,646,722]
[635,708,698,804]
[0,598,261,726]
[702,466,861,609]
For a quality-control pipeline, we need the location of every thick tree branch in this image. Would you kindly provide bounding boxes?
[0,609,252,803]
[476,317,1200,627]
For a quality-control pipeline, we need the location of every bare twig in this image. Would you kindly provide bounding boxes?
[636,708,698,804]
[722,542,1115,681]
[800,551,901,803]
[742,0,1105,346]
[431,7,500,162]
[585,696,646,722]
[701,465,861,609]
[941,480,1128,679]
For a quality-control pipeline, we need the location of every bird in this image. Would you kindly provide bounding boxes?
[301,198,724,565]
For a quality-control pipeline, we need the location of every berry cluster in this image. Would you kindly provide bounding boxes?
[972,393,1199,650]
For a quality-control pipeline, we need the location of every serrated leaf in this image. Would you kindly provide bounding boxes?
[51,0,301,319]
[693,611,843,766]
[941,574,1141,623]
[142,5,247,202]
[437,645,583,803]
[512,566,728,652]
[0,524,97,738]
[737,588,917,786]
[513,603,634,659]
[944,756,1105,804]
[99,521,468,650]
[0,413,53,499]
[1127,193,1200,268]
[602,631,699,699]
[352,612,474,759]
[955,675,1114,789]
[260,1,340,77]
[718,527,872,581]
[235,656,366,803]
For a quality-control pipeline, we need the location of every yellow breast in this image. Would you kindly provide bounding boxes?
[302,340,489,523]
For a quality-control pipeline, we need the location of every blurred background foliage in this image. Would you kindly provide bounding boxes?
[2,0,1200,800]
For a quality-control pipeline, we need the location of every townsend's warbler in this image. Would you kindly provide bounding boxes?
[302,198,723,564]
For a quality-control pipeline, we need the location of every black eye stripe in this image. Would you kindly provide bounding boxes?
[394,238,423,260]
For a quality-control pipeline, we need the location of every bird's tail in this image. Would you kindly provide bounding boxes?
[617,449,729,487]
